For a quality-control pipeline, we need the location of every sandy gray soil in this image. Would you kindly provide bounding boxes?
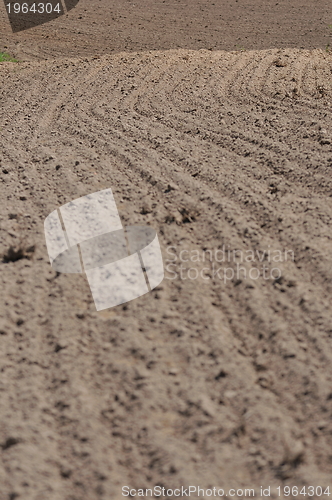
[1,1,332,500]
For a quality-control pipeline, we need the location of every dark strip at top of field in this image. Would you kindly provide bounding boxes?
[0,0,331,59]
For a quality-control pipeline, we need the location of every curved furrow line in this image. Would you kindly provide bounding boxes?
[221,49,332,117]
[32,59,113,140]
[72,92,332,209]
[35,63,332,254]
[2,54,332,288]
[41,100,332,307]
[253,51,332,112]
[71,54,329,192]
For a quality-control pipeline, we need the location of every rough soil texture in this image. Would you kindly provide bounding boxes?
[1,46,332,500]
[1,2,332,500]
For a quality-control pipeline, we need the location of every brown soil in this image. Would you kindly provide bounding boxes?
[1,2,332,500]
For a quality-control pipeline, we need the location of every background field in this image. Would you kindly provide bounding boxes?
[0,0,332,60]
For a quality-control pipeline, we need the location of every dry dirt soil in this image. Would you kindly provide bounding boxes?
[1,1,332,500]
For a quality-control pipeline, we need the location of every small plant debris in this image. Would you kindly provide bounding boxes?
[2,244,35,263]
[0,52,18,63]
